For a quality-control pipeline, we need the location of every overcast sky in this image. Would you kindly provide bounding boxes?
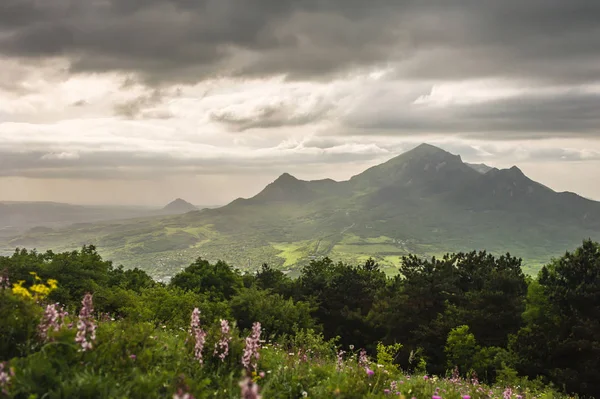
[1,0,600,205]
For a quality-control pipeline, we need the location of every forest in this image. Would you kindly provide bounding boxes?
[1,240,599,398]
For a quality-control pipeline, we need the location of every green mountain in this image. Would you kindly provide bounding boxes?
[162,198,198,214]
[2,143,599,279]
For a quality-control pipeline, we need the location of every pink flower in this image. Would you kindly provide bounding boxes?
[0,269,9,290]
[38,303,68,342]
[366,368,374,377]
[214,319,231,362]
[358,349,368,368]
[462,396,471,399]
[0,362,15,395]
[75,293,96,351]
[424,375,429,381]
[384,389,391,394]
[432,396,442,399]
[336,350,345,371]
[239,376,261,399]
[242,322,262,371]
[190,308,207,365]
[129,354,136,360]
[503,387,513,399]
[173,388,195,399]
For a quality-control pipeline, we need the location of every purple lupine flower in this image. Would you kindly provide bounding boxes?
[38,303,68,342]
[239,376,262,399]
[242,322,262,371]
[503,387,513,399]
[213,319,231,362]
[75,293,96,351]
[190,308,207,365]
[366,367,374,377]
[358,349,368,368]
[336,350,345,371]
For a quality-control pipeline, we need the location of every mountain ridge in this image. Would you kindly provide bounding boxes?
[2,143,599,279]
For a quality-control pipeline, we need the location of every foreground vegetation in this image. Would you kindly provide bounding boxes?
[1,240,599,398]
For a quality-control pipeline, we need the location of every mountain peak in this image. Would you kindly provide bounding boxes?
[163,198,197,213]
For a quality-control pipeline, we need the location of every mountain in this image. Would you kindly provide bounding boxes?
[466,162,494,174]
[2,143,599,279]
[163,198,198,214]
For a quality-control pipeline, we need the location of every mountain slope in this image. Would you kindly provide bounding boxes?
[2,143,599,279]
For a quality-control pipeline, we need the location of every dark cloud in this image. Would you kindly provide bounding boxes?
[1,0,599,86]
[209,99,333,131]
[113,89,176,119]
[343,89,600,139]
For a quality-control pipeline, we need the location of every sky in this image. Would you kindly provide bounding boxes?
[1,0,600,206]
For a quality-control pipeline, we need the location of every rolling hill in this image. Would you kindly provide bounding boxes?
[2,143,598,280]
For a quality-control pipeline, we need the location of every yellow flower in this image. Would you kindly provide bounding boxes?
[29,271,42,281]
[47,279,58,290]
[12,281,32,299]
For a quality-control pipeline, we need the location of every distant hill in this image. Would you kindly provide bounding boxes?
[163,198,197,214]
[3,143,599,279]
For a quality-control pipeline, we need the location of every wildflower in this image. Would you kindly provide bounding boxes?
[75,293,96,351]
[259,371,265,378]
[0,362,15,396]
[358,349,368,368]
[503,387,513,399]
[239,376,261,399]
[190,308,207,365]
[424,375,429,381]
[516,396,523,399]
[336,350,345,371]
[38,303,68,342]
[173,388,195,399]
[302,391,308,398]
[242,322,262,371]
[11,280,32,299]
[432,396,442,399]
[390,381,397,391]
[462,396,471,399]
[366,368,374,377]
[384,389,391,395]
[214,319,231,362]
[0,269,9,290]
[349,345,355,350]
[129,354,137,360]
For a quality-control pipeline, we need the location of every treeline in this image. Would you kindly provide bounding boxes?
[1,240,600,397]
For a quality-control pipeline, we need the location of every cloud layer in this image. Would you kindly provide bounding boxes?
[1,0,600,204]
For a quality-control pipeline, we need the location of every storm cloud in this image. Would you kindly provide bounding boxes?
[1,0,599,85]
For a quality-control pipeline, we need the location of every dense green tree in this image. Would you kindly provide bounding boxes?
[512,240,600,397]
[297,257,386,349]
[169,258,243,301]
[231,287,316,339]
